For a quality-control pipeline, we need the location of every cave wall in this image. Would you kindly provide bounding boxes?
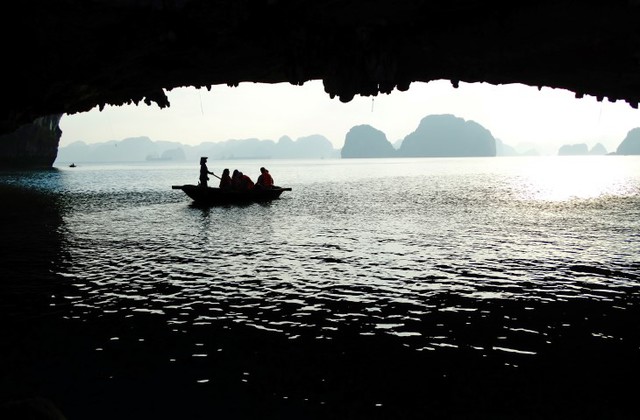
[0,115,62,169]
[2,1,640,149]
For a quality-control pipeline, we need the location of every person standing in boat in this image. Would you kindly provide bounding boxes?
[199,157,214,188]
[255,167,274,189]
[219,168,232,190]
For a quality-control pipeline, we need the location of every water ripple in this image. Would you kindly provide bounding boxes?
[5,158,640,365]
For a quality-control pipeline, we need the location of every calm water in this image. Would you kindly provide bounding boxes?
[1,156,639,419]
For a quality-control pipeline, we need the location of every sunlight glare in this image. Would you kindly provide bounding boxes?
[516,156,638,201]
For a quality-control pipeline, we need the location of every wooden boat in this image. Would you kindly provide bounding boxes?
[172,184,292,205]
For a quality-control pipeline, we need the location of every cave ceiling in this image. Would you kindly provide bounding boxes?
[3,0,640,135]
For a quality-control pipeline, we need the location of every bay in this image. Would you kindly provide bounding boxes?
[1,156,639,419]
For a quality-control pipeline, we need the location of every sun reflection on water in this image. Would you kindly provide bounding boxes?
[515,156,639,201]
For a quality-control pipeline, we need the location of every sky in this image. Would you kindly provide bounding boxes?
[59,79,640,155]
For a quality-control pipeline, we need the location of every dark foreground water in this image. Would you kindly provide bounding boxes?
[1,157,639,419]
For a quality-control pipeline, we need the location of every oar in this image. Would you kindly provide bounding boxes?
[211,172,222,180]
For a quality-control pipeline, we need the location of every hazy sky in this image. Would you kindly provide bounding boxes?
[59,79,640,155]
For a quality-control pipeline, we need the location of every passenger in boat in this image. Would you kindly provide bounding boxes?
[199,157,214,188]
[219,168,232,190]
[238,171,255,191]
[231,169,242,190]
[255,167,274,189]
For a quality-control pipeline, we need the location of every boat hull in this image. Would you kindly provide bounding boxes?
[172,184,291,205]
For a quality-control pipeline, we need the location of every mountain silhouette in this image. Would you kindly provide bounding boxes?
[398,114,496,157]
[616,128,640,155]
[56,135,339,163]
[558,143,608,155]
[558,143,589,155]
[589,143,607,155]
[56,115,538,163]
[341,125,396,158]
[58,136,186,163]
[495,138,518,156]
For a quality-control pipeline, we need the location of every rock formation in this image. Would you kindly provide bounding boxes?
[616,128,640,155]
[399,114,496,157]
[292,135,337,159]
[56,135,338,163]
[147,147,186,161]
[558,143,589,156]
[0,115,62,168]
[3,1,640,141]
[3,2,640,166]
[495,138,519,156]
[558,143,608,155]
[341,125,396,158]
[589,143,607,155]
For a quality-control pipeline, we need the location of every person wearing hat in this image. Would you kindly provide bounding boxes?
[199,157,214,188]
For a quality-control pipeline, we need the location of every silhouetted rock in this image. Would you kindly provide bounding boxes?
[147,147,186,161]
[558,142,608,156]
[56,135,339,163]
[275,136,296,158]
[616,128,640,155]
[1,397,67,420]
[398,114,496,157]
[56,136,186,163]
[200,135,335,159]
[495,138,519,156]
[208,138,276,159]
[514,142,541,156]
[5,2,640,140]
[589,143,607,155]
[558,143,589,155]
[341,125,396,158]
[0,115,62,168]
[293,135,336,159]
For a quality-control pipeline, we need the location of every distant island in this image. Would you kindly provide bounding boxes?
[616,128,640,155]
[341,125,396,158]
[556,128,640,156]
[399,114,496,157]
[557,143,608,155]
[56,134,340,163]
[55,115,640,164]
[341,114,496,158]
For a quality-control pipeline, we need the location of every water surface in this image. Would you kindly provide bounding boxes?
[1,156,639,419]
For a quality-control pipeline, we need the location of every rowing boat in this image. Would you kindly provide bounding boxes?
[172,184,292,205]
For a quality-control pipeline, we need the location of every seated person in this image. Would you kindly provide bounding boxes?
[231,169,242,190]
[256,167,274,189]
[219,168,232,190]
[238,172,255,190]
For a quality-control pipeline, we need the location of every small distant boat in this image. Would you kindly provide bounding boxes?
[172,184,292,205]
[69,163,77,168]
